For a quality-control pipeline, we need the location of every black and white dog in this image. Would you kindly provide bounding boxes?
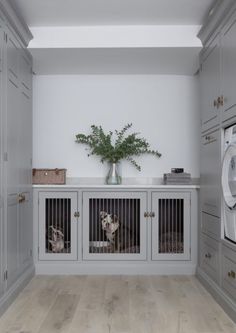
[100,211,121,251]
[100,210,133,252]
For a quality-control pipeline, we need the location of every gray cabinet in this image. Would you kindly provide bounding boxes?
[200,129,221,217]
[200,234,220,285]
[151,192,191,261]
[222,10,236,121]
[82,191,147,260]
[222,245,236,302]
[200,35,221,132]
[4,28,33,289]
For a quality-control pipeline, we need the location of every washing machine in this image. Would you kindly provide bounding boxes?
[222,124,236,243]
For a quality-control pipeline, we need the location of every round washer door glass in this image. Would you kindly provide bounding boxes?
[222,143,236,208]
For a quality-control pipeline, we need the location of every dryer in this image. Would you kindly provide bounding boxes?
[222,124,236,243]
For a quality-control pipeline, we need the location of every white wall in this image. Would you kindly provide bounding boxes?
[33,75,200,179]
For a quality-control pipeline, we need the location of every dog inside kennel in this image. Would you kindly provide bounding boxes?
[89,198,141,254]
[45,198,72,253]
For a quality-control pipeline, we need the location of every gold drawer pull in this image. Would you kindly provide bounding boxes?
[18,194,26,203]
[228,270,236,279]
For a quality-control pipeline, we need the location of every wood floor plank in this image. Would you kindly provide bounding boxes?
[0,276,236,333]
[37,294,79,333]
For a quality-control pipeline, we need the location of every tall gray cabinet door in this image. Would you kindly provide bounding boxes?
[19,192,32,271]
[200,35,220,131]
[7,194,19,288]
[200,129,221,217]
[0,24,4,297]
[6,32,20,289]
[18,49,33,270]
[222,11,236,121]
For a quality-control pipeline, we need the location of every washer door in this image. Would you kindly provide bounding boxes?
[222,143,236,209]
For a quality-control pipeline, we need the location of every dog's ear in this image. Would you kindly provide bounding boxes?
[100,211,107,219]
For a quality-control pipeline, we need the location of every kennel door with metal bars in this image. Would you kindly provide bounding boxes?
[151,192,191,260]
[38,192,78,260]
[82,191,147,260]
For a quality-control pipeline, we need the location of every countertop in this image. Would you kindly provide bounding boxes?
[32,177,200,189]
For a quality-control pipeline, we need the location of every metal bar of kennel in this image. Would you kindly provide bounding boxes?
[118,198,120,253]
[91,199,94,254]
[171,198,173,253]
[175,199,178,253]
[159,199,161,254]
[46,199,48,253]
[67,198,69,253]
[114,198,116,254]
[98,198,100,253]
[92,198,96,252]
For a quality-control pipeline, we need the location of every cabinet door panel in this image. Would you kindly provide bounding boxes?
[200,129,221,217]
[19,192,32,271]
[0,25,4,297]
[200,36,220,131]
[7,195,19,289]
[7,75,19,195]
[222,12,236,121]
[39,192,78,261]
[152,192,191,261]
[82,192,147,261]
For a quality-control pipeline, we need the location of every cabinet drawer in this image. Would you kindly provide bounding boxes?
[201,212,221,240]
[200,234,220,284]
[222,245,236,301]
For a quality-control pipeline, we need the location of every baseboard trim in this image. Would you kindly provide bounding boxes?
[35,262,196,275]
[197,266,236,322]
[0,265,35,317]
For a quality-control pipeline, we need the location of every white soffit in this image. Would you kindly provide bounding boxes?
[30,47,200,75]
[29,25,201,48]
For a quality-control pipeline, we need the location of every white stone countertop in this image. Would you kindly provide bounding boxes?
[32,177,200,189]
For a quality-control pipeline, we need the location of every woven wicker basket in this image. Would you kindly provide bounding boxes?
[32,169,66,185]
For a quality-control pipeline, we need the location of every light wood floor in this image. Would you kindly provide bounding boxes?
[0,276,236,333]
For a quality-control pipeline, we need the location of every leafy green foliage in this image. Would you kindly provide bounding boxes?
[75,123,161,171]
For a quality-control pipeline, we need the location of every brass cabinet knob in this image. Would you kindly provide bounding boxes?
[144,212,149,218]
[74,212,80,218]
[218,95,224,107]
[205,253,212,259]
[228,270,236,279]
[150,212,155,218]
[18,193,26,203]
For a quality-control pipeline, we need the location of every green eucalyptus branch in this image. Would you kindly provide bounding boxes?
[75,123,161,171]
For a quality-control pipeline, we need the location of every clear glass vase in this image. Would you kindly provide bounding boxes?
[106,163,122,185]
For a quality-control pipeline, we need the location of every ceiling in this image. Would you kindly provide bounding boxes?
[10,0,215,27]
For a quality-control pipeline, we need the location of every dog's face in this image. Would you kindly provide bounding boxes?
[100,211,119,234]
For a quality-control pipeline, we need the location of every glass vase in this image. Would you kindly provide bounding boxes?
[106,163,122,185]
